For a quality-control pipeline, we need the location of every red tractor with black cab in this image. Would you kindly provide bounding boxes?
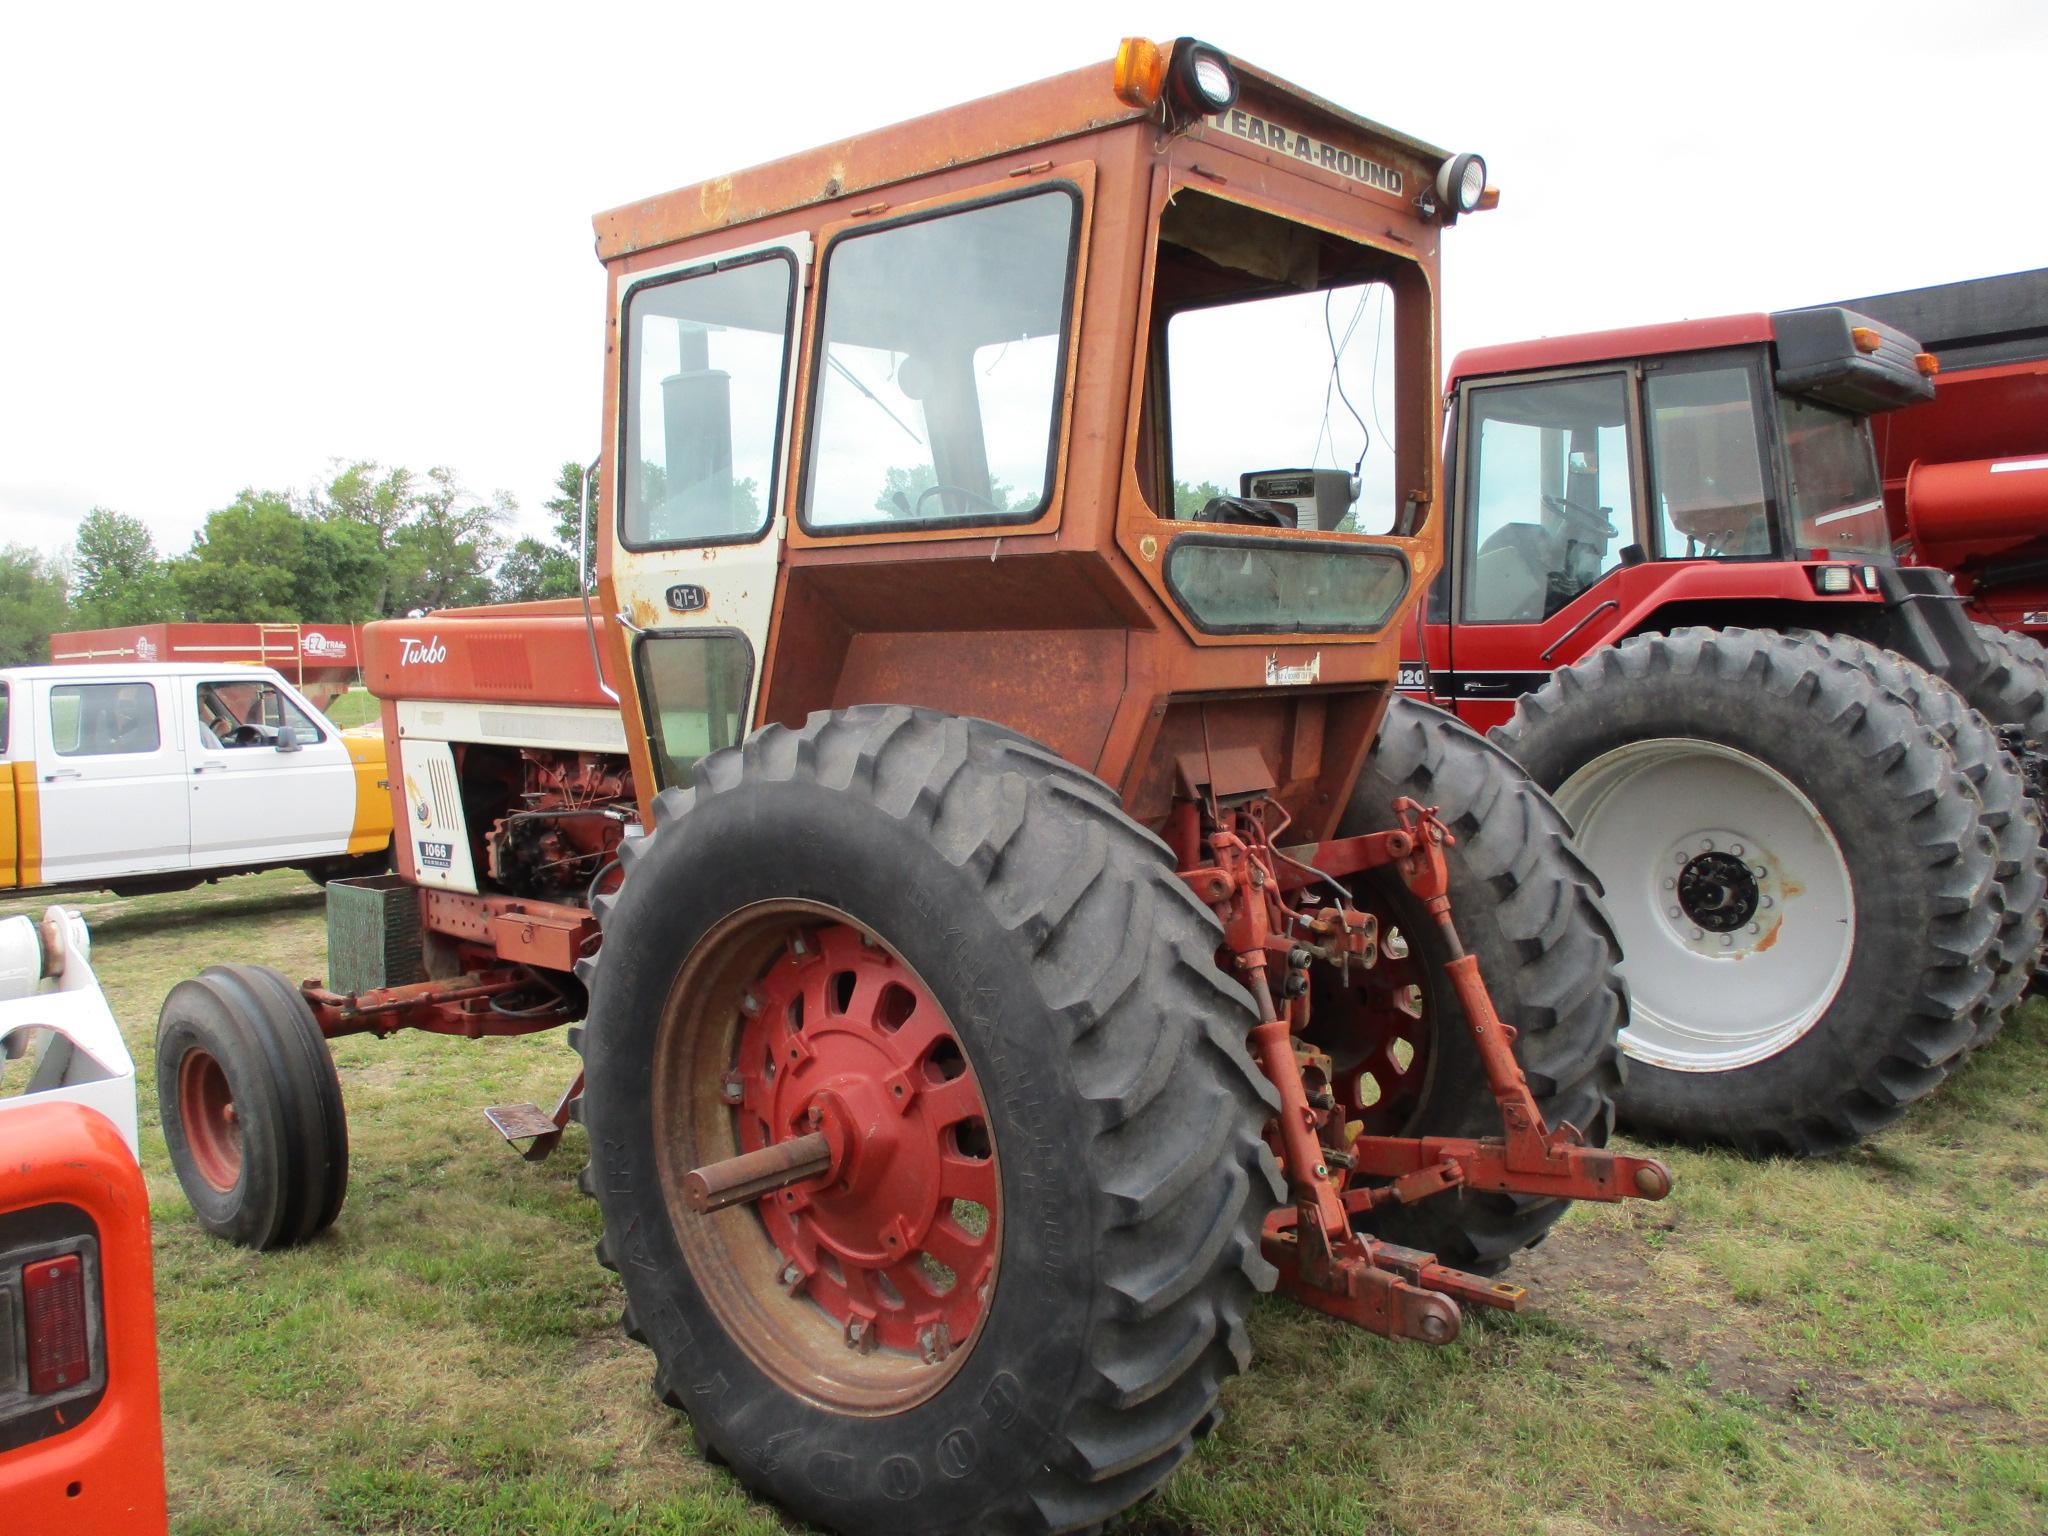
[1402,306,2048,1156]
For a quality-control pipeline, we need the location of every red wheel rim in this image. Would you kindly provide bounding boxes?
[177,1048,241,1192]
[654,902,1002,1413]
[1330,921,1434,1140]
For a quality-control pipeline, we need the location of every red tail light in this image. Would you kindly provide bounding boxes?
[23,1254,89,1395]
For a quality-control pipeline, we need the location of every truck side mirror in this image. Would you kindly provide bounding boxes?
[276,723,301,754]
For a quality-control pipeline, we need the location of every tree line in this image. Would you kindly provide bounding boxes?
[0,460,596,667]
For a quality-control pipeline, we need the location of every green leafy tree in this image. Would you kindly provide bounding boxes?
[0,545,73,665]
[69,508,180,627]
[385,468,508,614]
[172,490,384,622]
[1173,479,1228,518]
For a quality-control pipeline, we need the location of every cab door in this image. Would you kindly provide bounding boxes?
[604,237,807,789]
[1440,368,1644,729]
[33,676,188,885]
[186,675,355,867]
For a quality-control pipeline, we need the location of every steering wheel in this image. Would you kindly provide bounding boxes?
[1542,493,1616,543]
[914,483,1004,518]
[230,723,268,746]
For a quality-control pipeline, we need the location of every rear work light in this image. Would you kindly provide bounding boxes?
[23,1253,89,1395]
[1850,326,1883,354]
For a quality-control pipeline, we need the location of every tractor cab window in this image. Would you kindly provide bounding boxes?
[802,187,1078,531]
[1779,394,1890,558]
[1157,195,1403,536]
[622,251,797,549]
[1646,364,1772,560]
[1460,373,1633,623]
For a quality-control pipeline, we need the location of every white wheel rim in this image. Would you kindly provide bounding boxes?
[1553,738,1855,1073]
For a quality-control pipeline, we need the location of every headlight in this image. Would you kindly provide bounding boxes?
[1435,152,1488,215]
[1168,38,1238,116]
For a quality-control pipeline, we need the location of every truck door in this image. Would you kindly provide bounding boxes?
[1442,369,1642,729]
[33,677,188,885]
[187,675,354,868]
[605,236,807,790]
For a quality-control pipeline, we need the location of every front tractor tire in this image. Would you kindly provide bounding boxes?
[1495,628,1999,1156]
[157,964,350,1249]
[577,707,1282,1536]
[1318,695,1627,1270]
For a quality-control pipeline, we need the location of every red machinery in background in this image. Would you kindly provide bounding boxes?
[48,622,370,711]
[1831,268,2048,637]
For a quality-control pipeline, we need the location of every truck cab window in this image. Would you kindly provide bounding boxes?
[802,188,1077,531]
[197,680,324,749]
[1646,365,1771,559]
[52,683,158,756]
[623,252,795,549]
[1461,374,1632,623]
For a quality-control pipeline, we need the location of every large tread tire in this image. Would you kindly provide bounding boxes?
[1960,621,2048,754]
[1334,695,1625,1271]
[1494,627,1998,1156]
[1798,631,2048,1048]
[576,706,1283,1536]
[157,963,349,1249]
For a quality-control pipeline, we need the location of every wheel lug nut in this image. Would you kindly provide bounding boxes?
[1720,935,1733,948]
[1690,928,1704,941]
[1667,906,1681,919]
[1748,923,1760,934]
[1730,844,1744,856]
[1662,877,1675,891]
[720,1073,744,1104]
[844,1316,877,1354]
[779,1262,806,1294]
[918,1321,954,1364]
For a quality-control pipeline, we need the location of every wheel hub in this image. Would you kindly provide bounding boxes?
[176,1048,241,1192]
[734,923,998,1358]
[1676,849,1760,932]
[1658,830,1779,957]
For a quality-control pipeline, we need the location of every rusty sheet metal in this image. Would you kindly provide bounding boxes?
[594,63,1140,260]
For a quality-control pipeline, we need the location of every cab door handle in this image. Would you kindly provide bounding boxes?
[43,769,81,781]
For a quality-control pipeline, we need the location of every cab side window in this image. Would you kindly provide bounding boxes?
[802,187,1078,531]
[51,682,159,756]
[197,681,326,749]
[1646,365,1771,559]
[622,251,796,549]
[1461,374,1633,623]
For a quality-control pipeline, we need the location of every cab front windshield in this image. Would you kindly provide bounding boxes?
[1779,394,1890,559]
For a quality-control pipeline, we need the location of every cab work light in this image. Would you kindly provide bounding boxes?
[1437,152,1488,214]
[1113,36,1238,118]
[1812,565,1855,594]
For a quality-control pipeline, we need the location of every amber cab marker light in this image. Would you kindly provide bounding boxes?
[1113,36,1166,108]
[1850,325,1883,354]
[1916,351,1941,376]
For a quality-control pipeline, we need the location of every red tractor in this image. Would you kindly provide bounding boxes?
[155,37,1674,1536]
[1401,306,2048,1156]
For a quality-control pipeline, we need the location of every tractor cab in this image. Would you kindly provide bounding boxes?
[1407,307,1977,726]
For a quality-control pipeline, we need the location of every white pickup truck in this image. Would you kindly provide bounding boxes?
[0,664,392,896]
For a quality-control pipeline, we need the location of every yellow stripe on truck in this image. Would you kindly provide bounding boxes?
[343,732,395,856]
[8,761,40,888]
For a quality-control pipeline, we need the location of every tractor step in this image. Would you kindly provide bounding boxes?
[482,1102,558,1143]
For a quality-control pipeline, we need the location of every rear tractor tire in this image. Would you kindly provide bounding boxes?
[157,963,350,1249]
[1310,695,1626,1271]
[1494,628,1999,1156]
[577,706,1282,1536]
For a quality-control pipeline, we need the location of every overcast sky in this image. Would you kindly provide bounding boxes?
[4,1,2042,565]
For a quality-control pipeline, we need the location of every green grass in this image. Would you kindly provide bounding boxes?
[4,872,2043,1534]
[323,688,382,730]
